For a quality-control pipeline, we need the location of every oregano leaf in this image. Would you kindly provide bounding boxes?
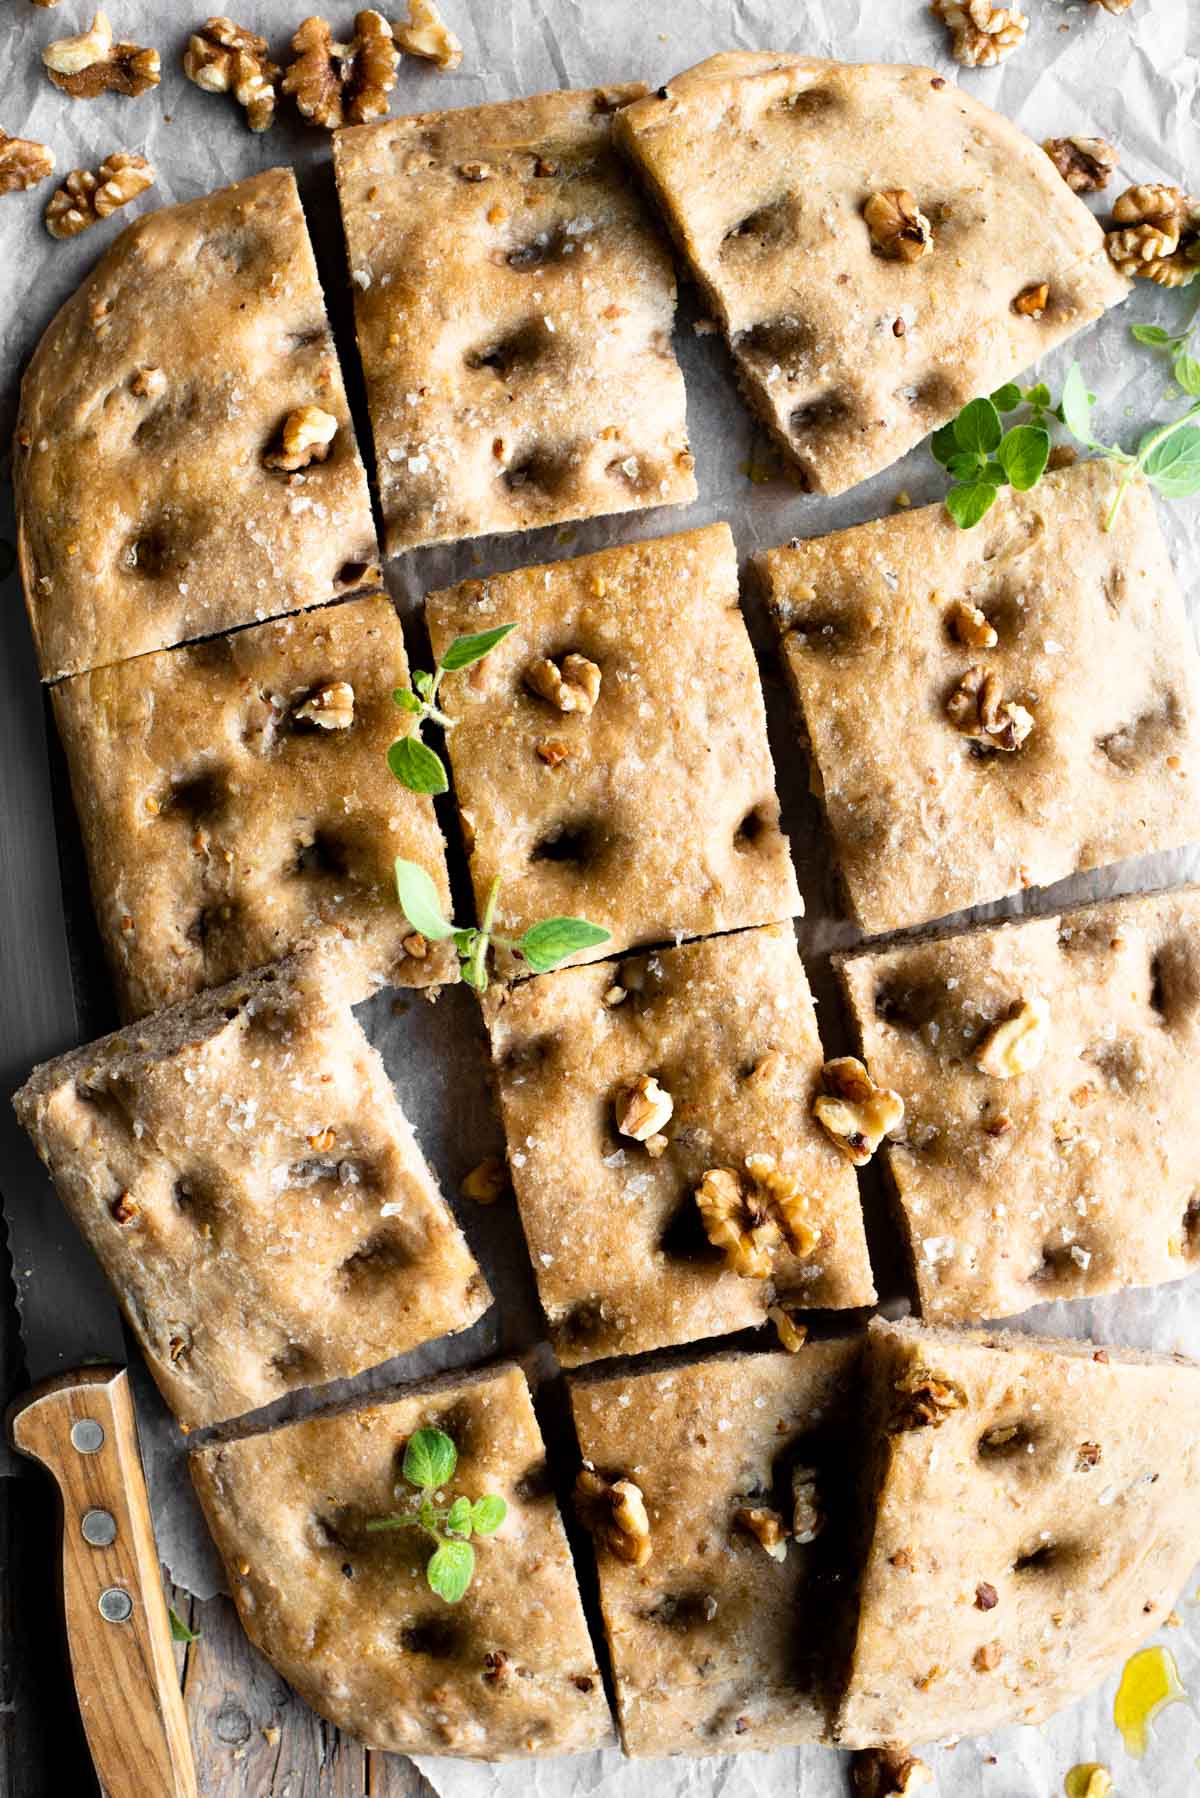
[394,861,454,941]
[945,482,1000,529]
[393,688,423,714]
[953,397,1002,457]
[471,1494,507,1535]
[1172,353,1200,398]
[1142,426,1200,496]
[930,422,959,466]
[1131,324,1173,346]
[412,669,434,698]
[996,424,1051,492]
[169,1607,200,1644]
[945,451,985,483]
[1024,382,1053,410]
[403,1427,458,1490]
[989,383,1022,412]
[387,735,449,795]
[1059,364,1101,448]
[427,1539,475,1604]
[438,623,516,672]
[518,917,612,973]
[446,1496,473,1538]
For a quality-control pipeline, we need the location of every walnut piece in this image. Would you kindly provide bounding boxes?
[1089,0,1133,10]
[1012,280,1049,318]
[975,996,1049,1078]
[282,12,398,130]
[524,653,602,715]
[790,1465,823,1544]
[1106,183,1200,287]
[745,1152,817,1255]
[461,1156,508,1204]
[394,0,463,70]
[864,189,932,263]
[575,1468,652,1566]
[932,0,1028,67]
[614,1074,673,1145]
[975,1581,999,1609]
[184,19,280,132]
[947,598,997,650]
[294,681,355,729]
[45,151,154,238]
[734,1504,789,1562]
[43,10,160,97]
[1043,135,1118,194]
[851,1749,933,1798]
[892,1365,968,1430]
[767,1304,808,1353]
[264,405,338,472]
[812,1057,904,1167]
[946,664,1034,751]
[0,132,55,194]
[694,1156,816,1277]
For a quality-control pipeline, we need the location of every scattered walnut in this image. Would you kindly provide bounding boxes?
[575,1469,652,1566]
[394,0,463,70]
[1075,1440,1103,1471]
[461,1156,508,1204]
[946,664,1034,751]
[402,931,428,959]
[932,0,1028,67]
[851,1748,933,1798]
[864,189,932,262]
[45,152,154,238]
[110,1191,138,1226]
[973,1641,1002,1672]
[264,405,338,472]
[790,1465,823,1545]
[975,996,1049,1078]
[1106,183,1200,286]
[892,1365,968,1430]
[695,1167,781,1279]
[767,1304,808,1353]
[536,738,572,767]
[947,598,997,650]
[183,19,279,132]
[294,681,355,729]
[975,1581,999,1610]
[602,984,627,1008]
[0,132,55,194]
[1013,281,1050,318]
[1043,135,1118,194]
[524,653,601,716]
[813,1057,904,1167]
[735,1504,789,1561]
[307,1126,337,1152]
[43,11,160,98]
[282,12,398,130]
[615,1074,673,1144]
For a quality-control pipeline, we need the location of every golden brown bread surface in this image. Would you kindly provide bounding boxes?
[16,167,379,681]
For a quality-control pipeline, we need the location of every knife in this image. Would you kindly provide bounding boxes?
[0,510,198,1798]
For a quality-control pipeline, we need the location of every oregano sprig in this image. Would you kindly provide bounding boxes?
[366,1427,507,1604]
[388,624,516,795]
[1058,362,1200,529]
[394,858,609,992]
[930,386,1052,528]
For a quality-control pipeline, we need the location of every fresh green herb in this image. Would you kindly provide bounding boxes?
[388,625,517,795]
[931,386,1051,527]
[394,859,609,993]
[1057,361,1200,528]
[365,1427,507,1604]
[168,1606,201,1644]
[1130,288,1200,388]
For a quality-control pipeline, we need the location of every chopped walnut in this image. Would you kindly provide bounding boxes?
[282,12,398,130]
[43,11,160,97]
[932,0,1028,67]
[575,1468,652,1566]
[524,653,602,715]
[851,1748,933,1798]
[735,1503,789,1561]
[946,664,1034,751]
[45,152,154,238]
[975,996,1049,1078]
[402,931,428,959]
[973,1641,1002,1672]
[864,189,932,263]
[110,1191,138,1226]
[461,1156,508,1204]
[307,1126,336,1152]
[1012,281,1049,318]
[1076,1440,1103,1470]
[813,1058,904,1167]
[614,1074,673,1144]
[0,132,55,194]
[1043,135,1118,194]
[975,1581,999,1610]
[790,1465,823,1544]
[767,1304,808,1353]
[264,405,339,472]
[947,599,997,650]
[294,681,355,729]
[536,738,572,767]
[1106,183,1200,287]
[893,1365,967,1430]
[394,0,463,70]
[184,19,280,132]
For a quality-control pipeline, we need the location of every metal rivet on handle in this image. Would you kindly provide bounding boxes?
[70,1419,105,1454]
[98,1587,133,1624]
[81,1508,117,1548]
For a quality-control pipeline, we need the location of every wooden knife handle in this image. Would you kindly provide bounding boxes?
[7,1366,198,1798]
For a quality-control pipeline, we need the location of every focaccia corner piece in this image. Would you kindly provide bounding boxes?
[615,54,1128,496]
[51,592,454,1021]
[332,86,696,554]
[191,1364,612,1758]
[12,945,489,1430]
[569,1340,863,1755]
[839,1317,1200,1748]
[760,461,1200,934]
[485,925,875,1367]
[836,888,1200,1324]
[16,167,380,682]
[427,523,800,972]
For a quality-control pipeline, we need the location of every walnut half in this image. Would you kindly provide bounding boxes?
[294,681,355,729]
[695,1157,817,1278]
[0,133,55,194]
[1106,183,1200,287]
[44,152,154,239]
[946,664,1034,751]
[394,0,463,70]
[932,0,1028,68]
[43,10,160,98]
[812,1058,904,1167]
[1043,135,1118,194]
[282,12,398,130]
[525,653,601,715]
[184,19,280,133]
[864,189,932,263]
[575,1468,652,1566]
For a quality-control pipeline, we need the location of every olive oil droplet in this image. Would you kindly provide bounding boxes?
[1113,1645,1186,1757]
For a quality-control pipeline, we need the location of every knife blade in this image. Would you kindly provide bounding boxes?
[0,505,198,1798]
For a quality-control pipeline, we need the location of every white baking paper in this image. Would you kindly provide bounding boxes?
[3,1,1199,1793]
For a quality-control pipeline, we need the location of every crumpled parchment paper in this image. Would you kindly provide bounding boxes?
[3,1,1199,1793]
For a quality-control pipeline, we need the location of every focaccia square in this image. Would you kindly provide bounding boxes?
[838,1318,1200,1748]
[616,54,1128,496]
[835,888,1200,1324]
[485,924,875,1366]
[191,1364,612,1758]
[427,523,800,971]
[333,86,695,554]
[760,463,1200,934]
[569,1340,862,1756]
[16,168,380,682]
[51,592,454,1020]
[13,945,489,1429]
